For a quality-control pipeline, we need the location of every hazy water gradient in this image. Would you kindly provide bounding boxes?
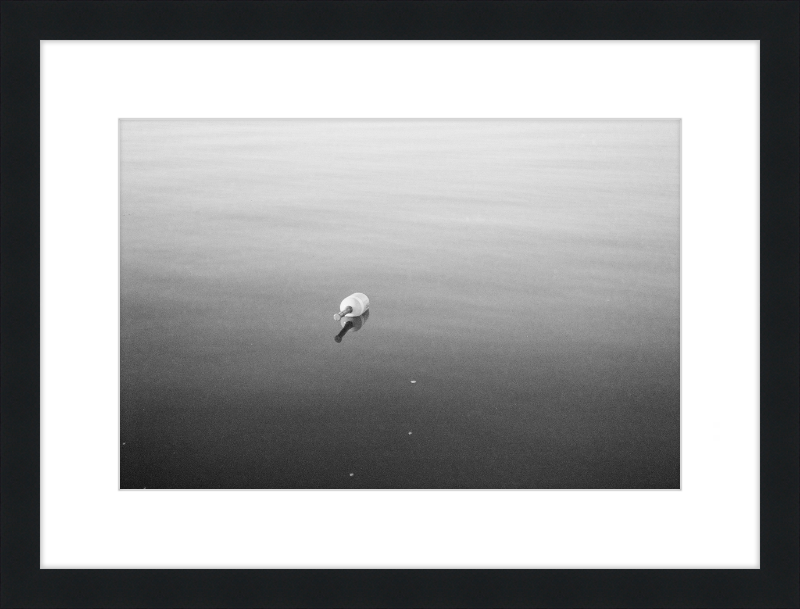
[120,120,680,489]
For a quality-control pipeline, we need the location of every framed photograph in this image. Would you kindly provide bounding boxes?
[118,117,681,492]
[2,1,797,607]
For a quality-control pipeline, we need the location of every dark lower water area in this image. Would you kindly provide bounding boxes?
[120,120,680,489]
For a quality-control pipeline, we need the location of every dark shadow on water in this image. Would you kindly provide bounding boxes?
[334,309,369,343]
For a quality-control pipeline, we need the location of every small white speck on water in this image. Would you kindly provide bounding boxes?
[408,431,412,435]
[410,380,416,384]
[122,442,126,446]
[349,473,354,477]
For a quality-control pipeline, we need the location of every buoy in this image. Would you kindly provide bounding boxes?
[334,292,370,321]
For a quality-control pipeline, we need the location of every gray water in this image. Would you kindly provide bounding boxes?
[120,120,680,489]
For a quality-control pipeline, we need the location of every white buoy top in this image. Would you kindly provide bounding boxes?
[334,292,370,320]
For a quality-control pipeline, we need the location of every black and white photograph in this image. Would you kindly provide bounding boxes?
[120,119,680,489]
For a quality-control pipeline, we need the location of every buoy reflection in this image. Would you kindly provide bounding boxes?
[334,309,369,343]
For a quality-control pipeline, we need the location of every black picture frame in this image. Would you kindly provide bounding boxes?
[2,1,797,607]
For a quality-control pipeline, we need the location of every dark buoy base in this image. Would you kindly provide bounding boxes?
[335,321,354,343]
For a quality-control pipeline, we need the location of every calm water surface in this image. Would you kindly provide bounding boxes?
[120,120,680,489]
